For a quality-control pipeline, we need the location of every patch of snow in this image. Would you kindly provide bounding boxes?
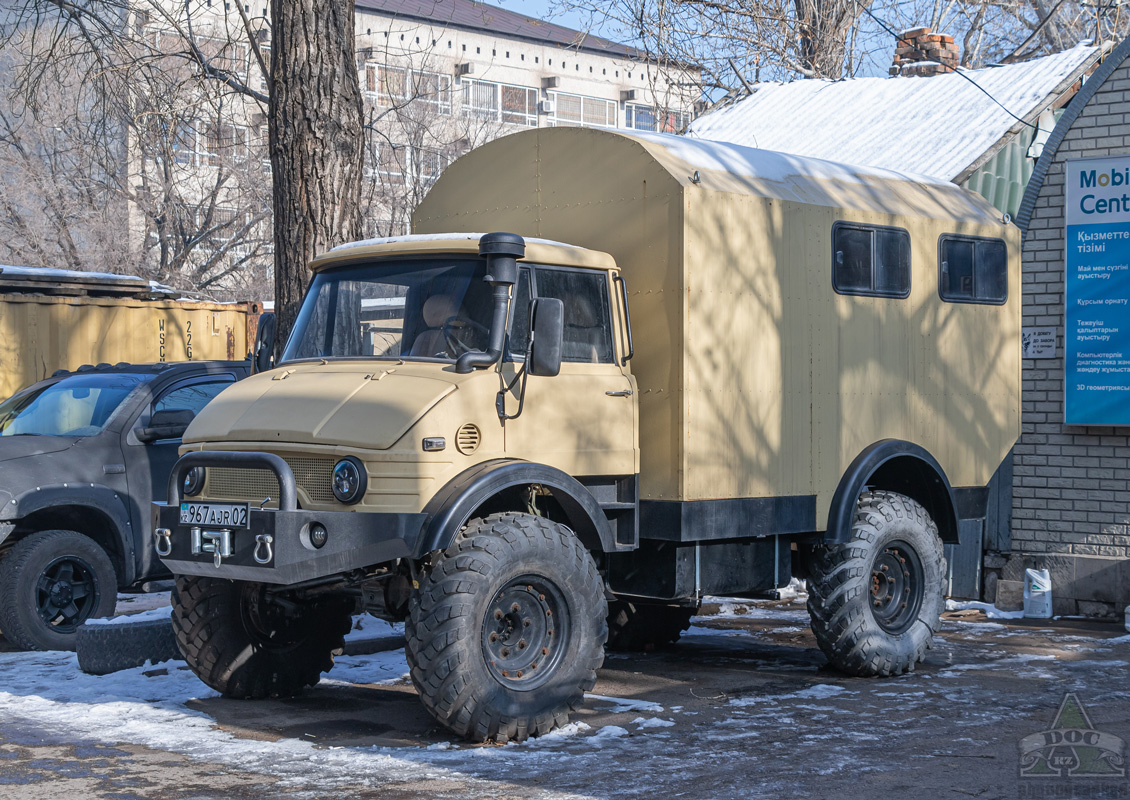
[345,615,404,642]
[588,726,629,743]
[584,694,664,714]
[85,606,172,627]
[946,599,1025,619]
[731,683,853,706]
[632,717,675,729]
[524,721,592,745]
[115,591,172,614]
[793,684,850,700]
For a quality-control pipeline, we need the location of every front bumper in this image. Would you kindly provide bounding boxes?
[153,450,426,586]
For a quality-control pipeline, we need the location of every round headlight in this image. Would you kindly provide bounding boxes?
[332,457,367,504]
[183,467,206,497]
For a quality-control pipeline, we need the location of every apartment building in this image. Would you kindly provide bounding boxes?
[352,0,701,234]
[124,0,699,292]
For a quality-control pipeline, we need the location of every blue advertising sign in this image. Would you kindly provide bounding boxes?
[1065,156,1130,425]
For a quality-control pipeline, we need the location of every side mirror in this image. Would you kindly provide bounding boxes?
[528,298,563,377]
[137,408,194,443]
[252,312,277,374]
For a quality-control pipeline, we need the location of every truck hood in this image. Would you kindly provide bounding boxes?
[0,435,80,464]
[183,362,458,450]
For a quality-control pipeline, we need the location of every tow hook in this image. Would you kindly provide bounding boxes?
[154,528,172,557]
[253,534,274,564]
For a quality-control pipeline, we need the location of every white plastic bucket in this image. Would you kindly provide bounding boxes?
[1023,568,1053,619]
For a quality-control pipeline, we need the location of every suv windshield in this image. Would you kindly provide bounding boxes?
[282,257,495,363]
[0,373,148,437]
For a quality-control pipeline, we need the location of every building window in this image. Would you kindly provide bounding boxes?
[547,91,616,128]
[939,235,1007,304]
[363,64,452,114]
[365,140,450,186]
[832,222,910,298]
[173,121,249,167]
[625,104,692,133]
[463,79,538,126]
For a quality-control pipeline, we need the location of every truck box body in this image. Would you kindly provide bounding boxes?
[414,128,1020,532]
[0,266,261,399]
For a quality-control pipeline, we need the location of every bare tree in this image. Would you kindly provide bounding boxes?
[552,0,1128,89]
[0,0,364,331]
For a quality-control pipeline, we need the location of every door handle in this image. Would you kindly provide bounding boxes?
[605,390,634,397]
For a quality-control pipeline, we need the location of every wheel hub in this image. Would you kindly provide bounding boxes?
[35,557,97,633]
[482,575,568,691]
[869,541,924,635]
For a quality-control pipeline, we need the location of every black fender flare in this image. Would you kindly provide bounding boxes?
[826,440,958,545]
[416,459,614,557]
[0,484,136,583]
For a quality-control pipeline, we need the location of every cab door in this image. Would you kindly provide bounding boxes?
[501,266,637,478]
[124,372,238,580]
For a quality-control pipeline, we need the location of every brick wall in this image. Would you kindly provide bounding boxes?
[1010,54,1130,616]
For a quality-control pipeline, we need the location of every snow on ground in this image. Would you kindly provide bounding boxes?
[2,596,1129,799]
[946,599,1026,620]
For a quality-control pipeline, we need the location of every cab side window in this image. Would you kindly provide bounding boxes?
[154,379,233,417]
[507,268,532,360]
[533,268,615,364]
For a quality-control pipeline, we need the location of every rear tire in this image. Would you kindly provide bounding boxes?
[0,530,117,651]
[171,576,352,698]
[606,600,697,651]
[807,490,946,677]
[406,513,607,743]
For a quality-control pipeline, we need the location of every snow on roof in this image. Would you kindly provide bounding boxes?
[688,42,1100,181]
[621,128,954,187]
[331,233,590,251]
[0,264,149,286]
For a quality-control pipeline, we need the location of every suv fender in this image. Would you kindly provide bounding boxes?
[417,459,614,557]
[826,439,958,545]
[0,484,135,583]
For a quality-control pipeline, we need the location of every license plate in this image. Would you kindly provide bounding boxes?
[180,502,249,529]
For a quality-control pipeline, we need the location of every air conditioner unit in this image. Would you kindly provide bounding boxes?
[538,99,555,114]
[455,62,473,76]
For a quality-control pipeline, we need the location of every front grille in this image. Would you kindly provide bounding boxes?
[204,456,337,505]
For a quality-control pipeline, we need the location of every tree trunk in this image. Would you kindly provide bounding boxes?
[269,0,364,345]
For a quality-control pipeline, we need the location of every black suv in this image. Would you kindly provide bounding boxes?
[0,361,250,650]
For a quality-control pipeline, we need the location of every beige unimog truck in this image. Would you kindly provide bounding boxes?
[154,128,1019,743]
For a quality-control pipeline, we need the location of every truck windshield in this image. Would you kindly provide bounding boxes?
[282,257,495,363]
[0,373,147,437]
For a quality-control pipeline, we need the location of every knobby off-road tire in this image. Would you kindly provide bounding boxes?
[606,600,697,652]
[77,615,179,675]
[807,490,946,677]
[406,513,607,743]
[0,530,117,651]
[172,576,352,698]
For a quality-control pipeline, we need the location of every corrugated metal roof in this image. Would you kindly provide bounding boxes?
[355,0,640,58]
[688,42,1101,181]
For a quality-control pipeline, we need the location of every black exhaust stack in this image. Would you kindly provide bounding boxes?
[455,232,524,374]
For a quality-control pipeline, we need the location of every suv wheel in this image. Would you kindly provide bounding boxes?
[406,513,607,743]
[0,530,118,651]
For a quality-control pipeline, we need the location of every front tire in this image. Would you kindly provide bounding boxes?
[0,530,117,651]
[171,576,352,698]
[406,513,607,743]
[807,491,946,677]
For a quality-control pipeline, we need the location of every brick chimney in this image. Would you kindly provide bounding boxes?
[889,27,959,77]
